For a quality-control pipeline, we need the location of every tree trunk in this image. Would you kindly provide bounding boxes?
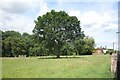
[57,52,60,58]
[74,54,75,58]
[55,41,60,58]
[56,49,60,58]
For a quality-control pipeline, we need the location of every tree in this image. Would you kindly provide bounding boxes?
[81,37,95,55]
[29,43,45,57]
[3,36,25,57]
[2,30,27,57]
[74,36,95,55]
[74,38,85,55]
[33,10,85,58]
[1,30,4,57]
[22,33,34,57]
[3,37,13,57]
[11,37,25,56]
[61,42,74,57]
[3,30,21,39]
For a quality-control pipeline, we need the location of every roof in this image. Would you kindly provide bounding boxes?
[95,48,103,50]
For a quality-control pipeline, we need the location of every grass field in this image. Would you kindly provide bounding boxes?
[2,55,114,78]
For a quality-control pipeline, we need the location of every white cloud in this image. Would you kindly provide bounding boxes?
[101,13,112,23]
[0,0,49,34]
[68,10,116,32]
[0,0,40,13]
[81,11,101,25]
[36,0,49,17]
[68,9,117,49]
[68,10,81,20]
[1,14,35,34]
[81,11,114,27]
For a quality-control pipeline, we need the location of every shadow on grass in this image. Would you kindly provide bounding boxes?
[38,56,85,59]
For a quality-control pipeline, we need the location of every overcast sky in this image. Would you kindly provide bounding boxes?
[0,0,119,49]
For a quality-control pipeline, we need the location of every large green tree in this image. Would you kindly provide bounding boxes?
[33,10,85,58]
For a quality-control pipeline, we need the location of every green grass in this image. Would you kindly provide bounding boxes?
[2,55,114,78]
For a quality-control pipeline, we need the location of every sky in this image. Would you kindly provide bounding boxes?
[0,0,119,49]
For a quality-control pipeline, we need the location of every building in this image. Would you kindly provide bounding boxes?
[93,48,104,55]
[93,46,107,55]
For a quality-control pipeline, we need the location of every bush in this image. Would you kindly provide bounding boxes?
[106,49,114,55]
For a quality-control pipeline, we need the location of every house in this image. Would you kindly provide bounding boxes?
[93,47,107,55]
[93,48,104,55]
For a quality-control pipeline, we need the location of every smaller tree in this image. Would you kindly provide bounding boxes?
[29,43,46,57]
[81,37,95,55]
[74,38,85,55]
[29,47,35,57]
[3,37,12,57]
[22,33,34,57]
[2,30,22,57]
[61,42,74,57]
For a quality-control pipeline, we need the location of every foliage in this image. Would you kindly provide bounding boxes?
[2,31,32,57]
[81,37,95,55]
[33,10,85,58]
[106,49,114,55]
[2,10,95,57]
[2,31,23,57]
[61,42,74,57]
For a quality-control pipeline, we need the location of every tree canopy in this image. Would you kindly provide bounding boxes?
[33,10,93,58]
[1,10,95,57]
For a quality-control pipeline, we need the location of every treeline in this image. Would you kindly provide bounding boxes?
[1,30,95,57]
[1,30,33,57]
[1,10,95,57]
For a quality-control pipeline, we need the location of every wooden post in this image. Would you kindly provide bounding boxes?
[117,2,120,79]
[111,53,117,74]
[116,30,120,80]
[117,53,120,80]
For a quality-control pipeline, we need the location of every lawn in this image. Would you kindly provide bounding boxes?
[2,55,114,78]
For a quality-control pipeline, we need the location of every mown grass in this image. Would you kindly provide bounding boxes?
[2,55,114,78]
